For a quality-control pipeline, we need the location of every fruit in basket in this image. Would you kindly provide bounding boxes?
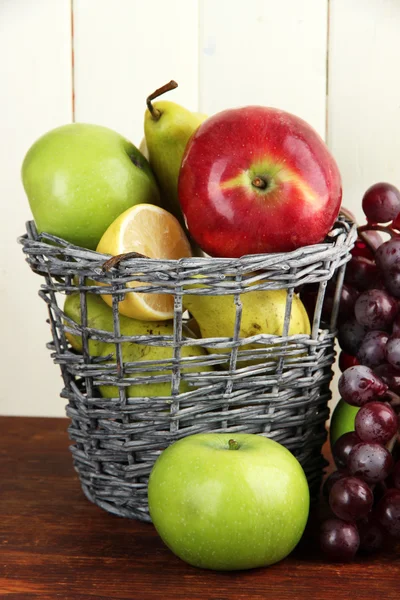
[183,286,310,366]
[96,204,192,320]
[64,292,194,357]
[64,292,115,355]
[141,116,205,164]
[98,335,210,398]
[63,292,209,396]
[144,81,207,224]
[148,433,309,570]
[178,106,342,257]
[21,123,160,250]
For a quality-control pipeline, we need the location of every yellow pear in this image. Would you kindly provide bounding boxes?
[183,287,311,366]
[144,80,207,224]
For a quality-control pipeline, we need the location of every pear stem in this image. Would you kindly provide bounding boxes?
[146,80,178,121]
[228,439,240,450]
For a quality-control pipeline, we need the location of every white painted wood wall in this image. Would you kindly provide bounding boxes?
[1,0,400,416]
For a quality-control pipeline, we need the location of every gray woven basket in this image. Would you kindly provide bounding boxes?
[19,218,356,522]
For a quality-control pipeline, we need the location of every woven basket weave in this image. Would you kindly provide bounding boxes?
[19,218,356,522]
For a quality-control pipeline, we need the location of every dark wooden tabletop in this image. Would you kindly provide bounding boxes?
[0,416,399,600]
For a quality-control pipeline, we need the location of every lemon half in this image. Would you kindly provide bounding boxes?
[96,204,192,320]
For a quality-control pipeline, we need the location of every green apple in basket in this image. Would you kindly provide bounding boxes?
[148,432,310,570]
[22,123,160,250]
[64,292,212,397]
[63,292,176,357]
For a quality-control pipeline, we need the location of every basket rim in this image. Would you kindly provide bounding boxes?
[19,218,357,271]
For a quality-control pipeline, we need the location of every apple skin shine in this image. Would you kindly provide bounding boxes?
[148,433,310,571]
[179,106,342,258]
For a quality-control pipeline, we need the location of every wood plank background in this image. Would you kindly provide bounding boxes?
[1,0,400,416]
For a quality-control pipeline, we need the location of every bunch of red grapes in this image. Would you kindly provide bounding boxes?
[320,182,400,561]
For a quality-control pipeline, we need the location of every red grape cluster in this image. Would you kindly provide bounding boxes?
[320,182,400,561]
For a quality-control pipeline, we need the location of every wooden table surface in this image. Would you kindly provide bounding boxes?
[0,416,399,600]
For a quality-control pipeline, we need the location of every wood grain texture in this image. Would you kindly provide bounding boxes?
[199,0,328,138]
[73,0,200,146]
[0,1,72,418]
[0,417,398,600]
[328,0,400,222]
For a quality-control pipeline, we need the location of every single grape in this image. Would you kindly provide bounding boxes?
[375,238,400,273]
[385,333,400,368]
[329,476,373,521]
[345,256,380,291]
[362,182,400,224]
[383,268,400,298]
[355,401,398,445]
[374,362,400,394]
[393,460,400,490]
[333,432,362,470]
[339,352,359,372]
[338,365,388,407]
[322,470,349,499]
[358,515,385,552]
[354,289,398,330]
[357,331,389,368]
[338,319,368,355]
[375,488,400,537]
[347,442,394,484]
[319,518,359,561]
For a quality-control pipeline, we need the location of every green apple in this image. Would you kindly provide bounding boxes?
[148,433,310,570]
[330,399,359,448]
[22,123,160,249]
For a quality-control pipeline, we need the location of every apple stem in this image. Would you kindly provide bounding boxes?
[228,439,240,450]
[251,176,268,190]
[146,80,178,121]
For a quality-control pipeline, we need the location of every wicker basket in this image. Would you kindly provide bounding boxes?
[19,218,356,522]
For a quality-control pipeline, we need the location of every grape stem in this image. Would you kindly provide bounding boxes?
[387,433,398,453]
[339,207,381,255]
[358,224,396,237]
[385,389,400,412]
[340,205,398,255]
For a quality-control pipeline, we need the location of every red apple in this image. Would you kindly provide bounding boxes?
[178,106,342,258]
